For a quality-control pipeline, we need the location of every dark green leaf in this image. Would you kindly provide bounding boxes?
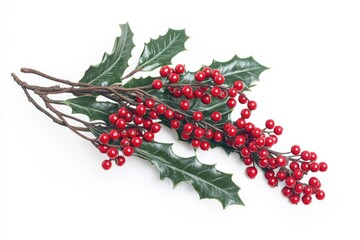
[136,29,189,71]
[208,55,268,89]
[135,141,243,208]
[123,76,156,88]
[64,96,119,123]
[79,23,135,86]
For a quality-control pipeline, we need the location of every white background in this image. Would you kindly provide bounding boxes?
[1,0,360,239]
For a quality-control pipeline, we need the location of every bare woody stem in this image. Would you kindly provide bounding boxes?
[12,68,227,148]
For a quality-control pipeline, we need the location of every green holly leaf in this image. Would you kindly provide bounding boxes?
[135,29,189,71]
[123,76,155,88]
[64,96,119,123]
[79,23,134,86]
[135,141,243,208]
[208,55,268,89]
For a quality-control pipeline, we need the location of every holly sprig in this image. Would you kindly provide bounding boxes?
[12,23,327,208]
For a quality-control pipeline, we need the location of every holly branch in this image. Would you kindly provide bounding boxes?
[12,23,327,208]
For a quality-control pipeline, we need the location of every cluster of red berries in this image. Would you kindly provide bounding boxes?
[98,63,327,205]
[152,64,327,205]
[97,103,162,170]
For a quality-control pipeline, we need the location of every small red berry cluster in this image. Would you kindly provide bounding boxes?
[97,103,161,170]
[151,64,327,205]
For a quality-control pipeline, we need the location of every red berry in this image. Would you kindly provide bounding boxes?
[142,118,153,130]
[310,162,319,172]
[123,146,134,156]
[168,73,180,83]
[152,79,163,89]
[164,109,175,119]
[303,186,313,195]
[233,81,244,91]
[145,99,155,109]
[227,98,237,108]
[293,169,304,180]
[235,118,246,129]
[294,183,304,194]
[194,89,204,98]
[289,195,300,204]
[192,139,201,148]
[183,123,194,133]
[277,171,287,181]
[120,138,130,147]
[233,135,245,147]
[213,131,223,142]
[246,166,258,179]
[117,107,127,117]
[214,75,225,85]
[285,176,296,187]
[241,108,251,119]
[218,91,227,99]
[107,148,118,158]
[301,162,310,172]
[181,131,191,140]
[258,158,268,168]
[109,114,119,125]
[210,86,221,97]
[302,195,312,205]
[274,126,283,135]
[155,104,166,114]
[193,111,203,121]
[227,88,237,97]
[109,129,120,140]
[243,157,253,165]
[211,112,222,122]
[265,137,274,147]
[258,149,268,158]
[115,118,126,129]
[244,122,255,132]
[268,177,278,187]
[179,99,190,110]
[115,156,126,166]
[282,187,293,197]
[265,119,275,129]
[99,133,110,144]
[160,65,171,77]
[205,129,214,139]
[151,123,161,133]
[98,145,109,154]
[315,190,325,200]
[102,160,112,170]
[291,145,301,155]
[195,71,206,81]
[131,137,143,148]
[170,119,180,129]
[241,147,251,157]
[202,67,212,77]
[136,104,146,116]
[193,127,205,139]
[211,69,221,79]
[319,162,328,172]
[181,85,192,96]
[201,94,211,104]
[310,152,318,161]
[276,156,287,167]
[301,151,311,161]
[309,177,320,188]
[289,161,300,171]
[200,141,210,151]
[171,88,183,98]
[247,100,257,111]
[238,94,247,104]
[175,64,185,74]
[264,170,275,179]
[133,115,143,125]
[127,129,138,138]
[143,131,155,142]
[225,125,237,137]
